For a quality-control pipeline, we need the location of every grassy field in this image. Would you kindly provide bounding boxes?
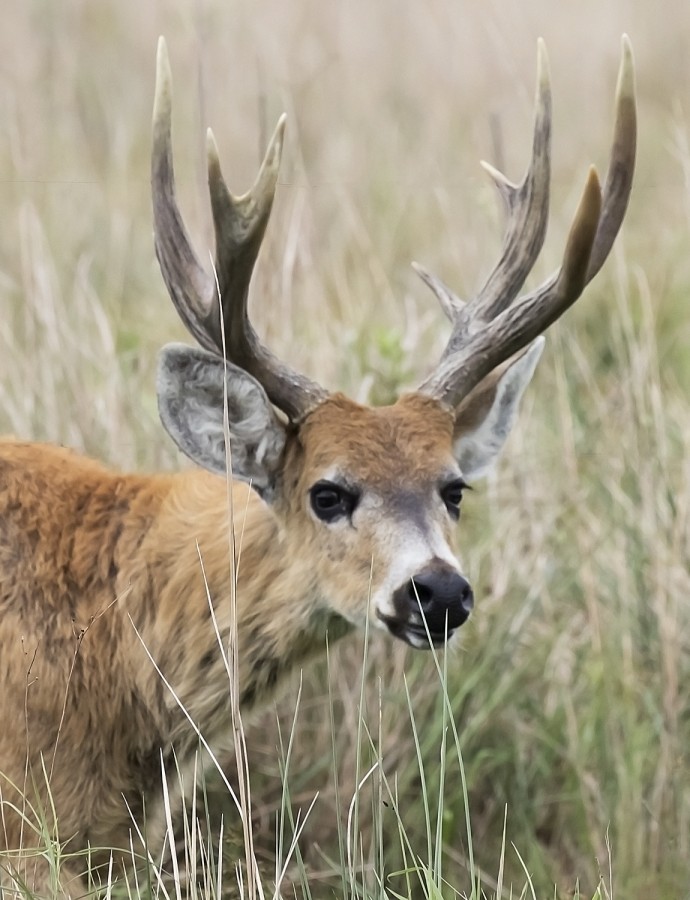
[1,0,689,897]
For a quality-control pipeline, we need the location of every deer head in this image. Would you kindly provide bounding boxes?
[153,38,635,648]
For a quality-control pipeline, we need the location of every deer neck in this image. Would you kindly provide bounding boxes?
[129,469,352,736]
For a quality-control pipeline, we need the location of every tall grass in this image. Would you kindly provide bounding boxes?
[1,1,689,897]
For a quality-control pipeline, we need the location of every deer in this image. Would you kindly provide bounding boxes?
[0,36,635,898]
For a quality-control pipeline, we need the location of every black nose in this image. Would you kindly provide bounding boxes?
[397,565,474,632]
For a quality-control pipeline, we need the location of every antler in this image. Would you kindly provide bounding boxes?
[417,36,636,407]
[151,37,328,421]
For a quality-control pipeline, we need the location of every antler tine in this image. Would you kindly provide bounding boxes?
[584,34,636,282]
[152,38,217,354]
[469,39,552,324]
[205,119,284,352]
[411,262,465,322]
[418,38,636,409]
[413,40,552,357]
[152,37,328,421]
[205,125,328,420]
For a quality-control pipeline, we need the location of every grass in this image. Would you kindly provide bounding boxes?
[1,0,690,897]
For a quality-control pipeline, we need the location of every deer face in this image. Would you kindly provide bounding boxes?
[157,341,544,647]
[281,394,468,646]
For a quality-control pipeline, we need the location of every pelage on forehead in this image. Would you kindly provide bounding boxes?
[297,393,456,482]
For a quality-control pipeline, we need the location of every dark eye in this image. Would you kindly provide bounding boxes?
[441,479,468,520]
[310,481,358,523]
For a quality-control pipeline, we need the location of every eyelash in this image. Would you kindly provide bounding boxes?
[440,479,469,519]
[310,480,359,523]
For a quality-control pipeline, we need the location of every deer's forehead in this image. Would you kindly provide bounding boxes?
[296,393,456,485]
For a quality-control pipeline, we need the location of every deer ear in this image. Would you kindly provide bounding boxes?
[157,344,287,499]
[452,337,544,481]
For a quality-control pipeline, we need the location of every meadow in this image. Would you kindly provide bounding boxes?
[1,1,689,897]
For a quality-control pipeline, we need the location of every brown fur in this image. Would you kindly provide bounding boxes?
[0,394,461,895]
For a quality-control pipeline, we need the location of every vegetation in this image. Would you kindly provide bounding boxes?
[1,1,688,897]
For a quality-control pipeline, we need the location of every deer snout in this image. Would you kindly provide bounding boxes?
[397,563,474,634]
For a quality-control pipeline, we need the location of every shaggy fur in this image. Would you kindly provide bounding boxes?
[0,391,491,896]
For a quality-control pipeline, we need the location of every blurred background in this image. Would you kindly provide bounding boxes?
[1,1,689,897]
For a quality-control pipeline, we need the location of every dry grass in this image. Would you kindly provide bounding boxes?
[1,1,689,897]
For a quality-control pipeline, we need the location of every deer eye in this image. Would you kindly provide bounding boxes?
[310,481,358,523]
[441,479,468,520]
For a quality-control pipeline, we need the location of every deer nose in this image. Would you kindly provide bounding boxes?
[403,565,474,631]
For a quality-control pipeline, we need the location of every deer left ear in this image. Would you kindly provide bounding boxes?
[157,344,287,498]
[452,337,545,481]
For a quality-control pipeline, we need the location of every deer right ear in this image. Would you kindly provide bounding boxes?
[157,344,287,497]
[452,337,544,481]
